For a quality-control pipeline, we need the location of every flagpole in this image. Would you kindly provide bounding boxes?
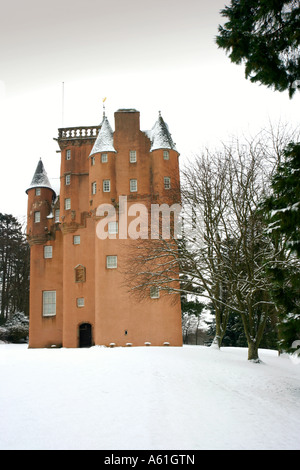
[62,82,65,128]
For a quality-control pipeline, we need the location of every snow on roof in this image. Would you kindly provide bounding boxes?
[89,115,116,156]
[147,112,177,152]
[116,108,138,113]
[25,159,56,195]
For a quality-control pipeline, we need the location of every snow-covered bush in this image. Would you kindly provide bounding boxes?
[0,312,29,343]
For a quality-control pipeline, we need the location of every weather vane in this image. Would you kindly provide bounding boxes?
[102,97,107,117]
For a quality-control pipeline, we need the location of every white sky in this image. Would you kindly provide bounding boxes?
[0,0,299,223]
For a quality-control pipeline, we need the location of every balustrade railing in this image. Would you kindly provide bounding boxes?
[57,126,100,140]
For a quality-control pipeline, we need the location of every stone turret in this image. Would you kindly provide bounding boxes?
[148,111,177,152]
[147,112,179,202]
[89,115,116,157]
[26,159,56,245]
[89,114,117,207]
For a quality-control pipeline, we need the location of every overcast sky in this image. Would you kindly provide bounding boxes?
[0,0,299,221]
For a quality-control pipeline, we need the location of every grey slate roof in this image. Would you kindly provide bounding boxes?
[89,115,116,157]
[147,112,177,152]
[89,111,176,157]
[25,159,56,195]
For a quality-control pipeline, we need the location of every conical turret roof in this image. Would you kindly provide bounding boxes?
[25,159,56,195]
[89,115,116,157]
[148,112,177,152]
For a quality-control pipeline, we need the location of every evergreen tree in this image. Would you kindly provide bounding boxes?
[222,312,247,347]
[263,142,300,352]
[0,214,30,323]
[216,0,300,98]
[181,296,206,344]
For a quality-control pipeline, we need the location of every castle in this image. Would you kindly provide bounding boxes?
[26,108,182,348]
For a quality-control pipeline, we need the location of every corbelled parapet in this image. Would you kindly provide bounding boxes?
[55,125,100,149]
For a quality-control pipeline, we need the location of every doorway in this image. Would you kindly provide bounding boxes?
[79,323,92,348]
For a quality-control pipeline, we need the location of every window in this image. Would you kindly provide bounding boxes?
[129,150,137,163]
[108,221,118,234]
[106,255,117,269]
[66,150,71,160]
[73,235,80,245]
[55,210,60,223]
[34,211,40,223]
[130,179,137,192]
[164,177,171,190]
[150,286,160,299]
[92,181,97,195]
[65,198,71,210]
[77,298,85,308]
[75,265,86,283]
[163,150,169,160]
[91,156,95,166]
[43,291,56,317]
[35,188,41,196]
[103,180,110,192]
[101,153,108,163]
[65,174,71,185]
[44,246,53,259]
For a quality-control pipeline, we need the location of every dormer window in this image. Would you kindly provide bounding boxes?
[66,150,71,160]
[129,150,137,163]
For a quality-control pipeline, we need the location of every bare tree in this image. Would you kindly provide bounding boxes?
[124,131,294,361]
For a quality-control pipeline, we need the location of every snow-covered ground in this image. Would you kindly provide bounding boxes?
[0,343,299,450]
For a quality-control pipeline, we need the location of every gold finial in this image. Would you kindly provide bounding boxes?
[102,97,107,117]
